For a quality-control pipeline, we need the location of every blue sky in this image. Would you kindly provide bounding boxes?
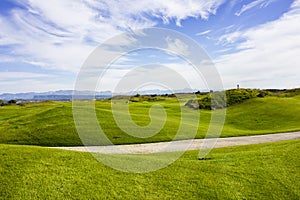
[0,0,299,93]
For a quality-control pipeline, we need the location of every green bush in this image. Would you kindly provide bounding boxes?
[185,89,272,110]
[129,95,165,102]
[8,99,16,104]
[226,89,258,106]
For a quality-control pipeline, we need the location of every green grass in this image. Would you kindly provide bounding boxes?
[0,139,299,199]
[0,95,300,146]
[1,94,299,199]
[0,101,81,146]
[222,95,300,136]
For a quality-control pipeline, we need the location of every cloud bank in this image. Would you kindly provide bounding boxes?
[217,0,300,89]
[0,0,225,72]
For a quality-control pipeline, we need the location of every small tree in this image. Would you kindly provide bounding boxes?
[8,99,16,104]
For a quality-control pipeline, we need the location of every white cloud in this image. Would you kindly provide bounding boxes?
[235,0,278,16]
[0,0,226,74]
[0,72,64,93]
[216,0,300,89]
[0,78,72,93]
[100,62,207,93]
[196,30,211,36]
[166,37,190,56]
[0,72,52,80]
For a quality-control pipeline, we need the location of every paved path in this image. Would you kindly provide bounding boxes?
[52,132,300,154]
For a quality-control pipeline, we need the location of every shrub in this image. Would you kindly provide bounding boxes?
[8,100,17,104]
[185,89,272,110]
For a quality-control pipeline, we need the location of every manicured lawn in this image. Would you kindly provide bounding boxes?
[0,139,299,199]
[0,101,81,146]
[222,96,300,136]
[0,95,300,146]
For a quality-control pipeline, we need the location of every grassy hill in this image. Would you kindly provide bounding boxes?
[0,93,300,146]
[0,139,299,199]
[185,88,300,110]
[0,90,299,199]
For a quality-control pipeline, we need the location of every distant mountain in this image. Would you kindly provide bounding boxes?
[0,90,112,101]
[113,88,199,96]
[0,92,34,100]
[0,88,203,101]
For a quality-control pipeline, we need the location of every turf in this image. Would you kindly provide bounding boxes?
[0,139,299,199]
[0,95,300,146]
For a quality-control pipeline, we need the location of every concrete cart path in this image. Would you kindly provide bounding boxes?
[51,132,300,154]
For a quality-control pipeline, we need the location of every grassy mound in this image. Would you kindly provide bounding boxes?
[0,139,299,199]
[0,101,81,146]
[0,94,300,146]
[222,95,300,136]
